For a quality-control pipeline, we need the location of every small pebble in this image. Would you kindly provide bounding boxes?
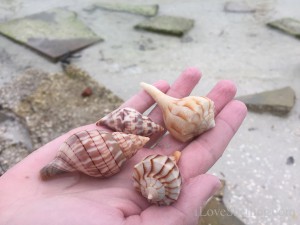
[248,127,258,131]
[81,87,93,97]
[286,156,294,165]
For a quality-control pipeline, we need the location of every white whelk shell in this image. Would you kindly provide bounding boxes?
[133,151,182,206]
[140,82,215,142]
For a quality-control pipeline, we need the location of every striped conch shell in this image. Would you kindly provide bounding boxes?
[40,130,149,180]
[96,107,164,137]
[133,151,182,206]
[140,82,215,142]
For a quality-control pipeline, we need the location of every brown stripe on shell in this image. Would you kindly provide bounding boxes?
[98,131,120,176]
[76,131,106,176]
[68,133,91,173]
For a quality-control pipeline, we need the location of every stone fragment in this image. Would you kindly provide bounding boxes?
[224,1,256,13]
[286,156,295,165]
[0,8,102,61]
[236,87,296,116]
[81,87,93,97]
[90,3,159,17]
[0,138,30,176]
[135,15,194,37]
[199,180,245,225]
[267,18,300,38]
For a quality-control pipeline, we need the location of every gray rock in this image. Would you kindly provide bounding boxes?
[224,1,256,13]
[90,3,159,17]
[0,138,30,176]
[0,8,102,61]
[135,15,194,37]
[236,87,296,116]
[267,18,300,38]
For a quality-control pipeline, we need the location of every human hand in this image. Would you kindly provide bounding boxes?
[0,68,247,225]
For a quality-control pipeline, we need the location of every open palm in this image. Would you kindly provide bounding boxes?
[0,68,247,225]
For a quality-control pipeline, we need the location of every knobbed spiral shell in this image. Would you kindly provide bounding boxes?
[140,82,215,142]
[133,151,182,206]
[96,107,164,136]
[40,130,149,180]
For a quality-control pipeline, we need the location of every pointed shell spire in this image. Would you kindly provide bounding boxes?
[96,107,164,136]
[40,130,149,180]
[133,151,182,206]
[140,82,215,142]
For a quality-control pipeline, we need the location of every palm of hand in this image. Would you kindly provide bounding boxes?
[0,69,247,225]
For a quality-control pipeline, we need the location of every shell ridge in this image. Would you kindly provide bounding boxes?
[58,150,77,171]
[164,178,181,188]
[164,194,177,201]
[98,131,119,176]
[86,130,106,176]
[67,134,90,173]
[142,155,159,177]
[165,185,181,190]
[153,162,166,179]
[116,132,132,159]
[133,170,141,184]
[74,132,105,176]
[159,162,176,181]
[148,157,155,176]
[152,179,164,189]
[182,100,196,111]
[142,161,148,181]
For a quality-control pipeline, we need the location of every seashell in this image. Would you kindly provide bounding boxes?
[140,82,215,142]
[96,107,164,137]
[40,130,149,180]
[133,151,182,206]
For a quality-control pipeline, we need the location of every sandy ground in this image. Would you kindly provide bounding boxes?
[0,0,299,224]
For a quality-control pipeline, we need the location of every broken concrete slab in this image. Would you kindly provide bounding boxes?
[90,2,159,17]
[236,87,296,116]
[199,180,245,225]
[224,1,256,13]
[267,18,300,38]
[135,15,194,37]
[0,8,102,61]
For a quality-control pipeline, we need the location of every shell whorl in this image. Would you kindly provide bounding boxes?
[133,152,182,206]
[140,82,215,142]
[40,130,149,180]
[96,107,164,136]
